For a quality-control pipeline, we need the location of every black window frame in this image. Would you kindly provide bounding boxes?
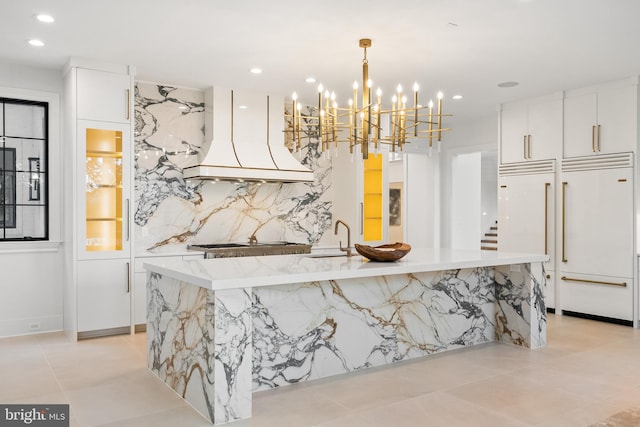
[0,97,49,241]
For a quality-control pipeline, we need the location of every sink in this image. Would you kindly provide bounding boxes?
[304,252,349,258]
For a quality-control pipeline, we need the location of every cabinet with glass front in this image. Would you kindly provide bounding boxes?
[78,121,131,259]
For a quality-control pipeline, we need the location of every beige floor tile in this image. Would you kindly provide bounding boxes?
[445,372,592,426]
[65,369,187,426]
[97,406,212,427]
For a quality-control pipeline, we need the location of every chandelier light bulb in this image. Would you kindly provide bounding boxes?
[428,100,434,109]
[397,84,403,94]
[376,87,382,97]
[292,92,297,101]
[348,99,353,106]
[318,83,324,93]
[367,79,373,88]
[392,95,398,103]
[331,91,336,101]
[437,91,444,100]
[324,90,330,98]
[413,82,420,92]
[353,81,359,90]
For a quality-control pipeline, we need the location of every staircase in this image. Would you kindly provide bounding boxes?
[480,221,498,251]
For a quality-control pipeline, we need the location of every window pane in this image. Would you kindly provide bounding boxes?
[4,103,46,139]
[3,205,47,239]
[4,137,46,172]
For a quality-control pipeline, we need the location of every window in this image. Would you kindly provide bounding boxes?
[0,98,48,241]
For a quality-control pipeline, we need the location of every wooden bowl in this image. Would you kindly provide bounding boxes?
[354,242,411,262]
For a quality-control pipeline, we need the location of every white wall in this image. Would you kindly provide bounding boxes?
[441,113,499,247]
[405,152,438,248]
[451,152,481,249]
[481,150,498,232]
[0,63,64,337]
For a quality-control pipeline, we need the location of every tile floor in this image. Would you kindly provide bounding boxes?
[1,314,640,426]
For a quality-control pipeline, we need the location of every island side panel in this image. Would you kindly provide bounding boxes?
[146,272,252,424]
[494,262,546,348]
[251,267,497,391]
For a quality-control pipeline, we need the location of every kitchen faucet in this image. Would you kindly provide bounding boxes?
[249,233,258,245]
[334,220,352,257]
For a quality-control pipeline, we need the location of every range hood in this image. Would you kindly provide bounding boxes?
[183,87,313,183]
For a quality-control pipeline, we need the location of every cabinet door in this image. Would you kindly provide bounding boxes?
[78,120,131,259]
[77,68,132,123]
[596,85,637,154]
[560,168,633,278]
[563,92,597,158]
[498,173,555,265]
[77,259,131,334]
[527,98,562,161]
[500,105,528,163]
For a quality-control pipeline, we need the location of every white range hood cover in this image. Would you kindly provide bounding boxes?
[183,87,313,183]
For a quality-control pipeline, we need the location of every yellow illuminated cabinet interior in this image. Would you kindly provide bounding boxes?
[363,153,383,241]
[85,128,124,252]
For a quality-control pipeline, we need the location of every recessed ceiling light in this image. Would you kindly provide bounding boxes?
[35,14,54,23]
[305,77,317,83]
[497,81,519,88]
[239,105,248,109]
[28,39,44,47]
[249,67,262,74]
[452,94,463,100]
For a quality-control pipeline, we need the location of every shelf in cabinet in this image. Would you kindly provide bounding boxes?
[364,216,383,220]
[86,151,123,158]
[86,218,123,222]
[87,185,122,189]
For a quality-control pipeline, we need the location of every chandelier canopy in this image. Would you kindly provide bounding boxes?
[286,38,451,159]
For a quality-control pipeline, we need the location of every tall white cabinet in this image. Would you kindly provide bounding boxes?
[63,60,135,339]
[498,93,562,310]
[498,76,639,325]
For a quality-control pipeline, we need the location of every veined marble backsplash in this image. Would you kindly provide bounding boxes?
[134,82,332,255]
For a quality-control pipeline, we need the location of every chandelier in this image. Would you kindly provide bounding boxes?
[286,38,451,159]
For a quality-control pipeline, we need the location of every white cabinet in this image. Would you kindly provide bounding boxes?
[564,82,637,157]
[560,167,633,278]
[559,160,634,321]
[63,60,135,339]
[498,165,556,308]
[77,259,131,337]
[76,68,132,124]
[498,172,555,263]
[500,95,562,163]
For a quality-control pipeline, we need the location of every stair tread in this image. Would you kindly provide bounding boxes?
[481,247,498,251]
[485,233,498,237]
[481,239,498,244]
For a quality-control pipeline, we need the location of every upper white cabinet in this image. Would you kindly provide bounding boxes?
[564,80,638,157]
[500,95,562,163]
[76,68,132,123]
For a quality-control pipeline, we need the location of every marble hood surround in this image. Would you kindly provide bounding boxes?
[183,87,313,183]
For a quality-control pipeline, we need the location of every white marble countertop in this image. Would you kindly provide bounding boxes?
[143,248,548,291]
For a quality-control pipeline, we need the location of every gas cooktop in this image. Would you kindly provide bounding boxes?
[187,241,312,258]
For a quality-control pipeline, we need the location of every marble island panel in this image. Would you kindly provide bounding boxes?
[145,249,547,424]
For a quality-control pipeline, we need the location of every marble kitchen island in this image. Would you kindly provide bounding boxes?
[144,248,548,425]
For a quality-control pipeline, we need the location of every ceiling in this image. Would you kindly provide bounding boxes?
[2,0,640,123]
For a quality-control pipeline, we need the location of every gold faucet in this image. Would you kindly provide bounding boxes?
[334,220,352,257]
[248,233,258,245]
